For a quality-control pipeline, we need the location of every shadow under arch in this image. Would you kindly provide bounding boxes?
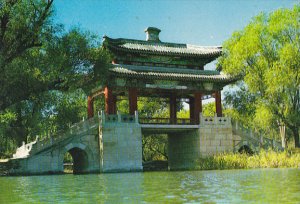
[60,143,94,174]
[238,145,254,155]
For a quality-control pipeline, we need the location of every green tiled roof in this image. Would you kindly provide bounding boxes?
[103,36,222,58]
[109,64,237,83]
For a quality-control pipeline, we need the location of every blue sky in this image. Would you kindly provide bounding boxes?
[54,0,297,46]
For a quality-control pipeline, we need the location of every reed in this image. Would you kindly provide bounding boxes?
[196,150,300,170]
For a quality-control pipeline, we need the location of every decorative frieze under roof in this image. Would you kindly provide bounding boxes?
[109,64,236,84]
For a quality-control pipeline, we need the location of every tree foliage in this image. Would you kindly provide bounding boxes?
[219,5,300,147]
[0,0,110,111]
[0,0,111,155]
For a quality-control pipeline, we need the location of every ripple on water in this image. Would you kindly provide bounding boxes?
[0,168,299,203]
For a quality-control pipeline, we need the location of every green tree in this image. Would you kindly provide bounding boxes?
[0,0,110,111]
[0,0,110,153]
[202,102,216,117]
[219,5,300,147]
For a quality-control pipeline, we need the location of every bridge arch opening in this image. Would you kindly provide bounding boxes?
[142,133,168,171]
[63,147,89,174]
[238,145,254,155]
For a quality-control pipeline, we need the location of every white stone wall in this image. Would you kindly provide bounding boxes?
[199,116,233,156]
[10,147,64,175]
[166,117,235,170]
[100,122,143,172]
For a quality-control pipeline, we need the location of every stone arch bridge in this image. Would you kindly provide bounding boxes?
[3,113,282,175]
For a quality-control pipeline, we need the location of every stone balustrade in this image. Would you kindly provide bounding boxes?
[200,114,231,126]
[231,120,283,151]
[101,111,138,124]
[26,116,100,156]
[13,140,37,159]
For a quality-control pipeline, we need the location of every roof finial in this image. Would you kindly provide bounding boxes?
[145,27,161,42]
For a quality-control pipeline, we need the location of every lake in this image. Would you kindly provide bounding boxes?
[0,168,299,203]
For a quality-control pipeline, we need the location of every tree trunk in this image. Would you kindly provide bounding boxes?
[14,104,27,147]
[292,127,300,148]
[279,125,287,148]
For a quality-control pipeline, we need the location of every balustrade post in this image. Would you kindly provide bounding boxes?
[214,113,217,125]
[135,110,139,124]
[101,110,105,125]
[199,112,202,125]
[117,111,121,122]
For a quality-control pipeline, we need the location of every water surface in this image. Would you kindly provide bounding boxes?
[0,168,299,203]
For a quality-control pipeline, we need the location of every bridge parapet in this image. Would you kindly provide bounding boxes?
[200,114,231,127]
[22,116,100,157]
[101,111,138,124]
[232,120,283,152]
[13,140,37,159]
[12,110,138,159]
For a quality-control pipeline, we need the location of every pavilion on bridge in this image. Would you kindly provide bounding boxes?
[87,27,236,124]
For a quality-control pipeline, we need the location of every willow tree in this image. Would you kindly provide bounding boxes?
[219,5,300,147]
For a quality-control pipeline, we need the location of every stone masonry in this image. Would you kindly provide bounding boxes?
[4,113,278,175]
[99,114,143,173]
[167,116,233,170]
[199,116,233,157]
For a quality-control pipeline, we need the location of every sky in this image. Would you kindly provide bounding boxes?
[54,0,298,46]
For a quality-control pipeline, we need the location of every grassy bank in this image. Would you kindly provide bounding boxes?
[197,150,300,170]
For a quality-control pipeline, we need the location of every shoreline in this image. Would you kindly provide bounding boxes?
[1,150,299,176]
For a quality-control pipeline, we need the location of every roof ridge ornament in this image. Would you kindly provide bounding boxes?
[145,27,161,42]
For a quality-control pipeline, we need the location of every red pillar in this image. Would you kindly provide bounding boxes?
[129,88,138,115]
[215,91,222,117]
[104,86,114,114]
[111,95,117,114]
[194,92,202,124]
[170,93,177,124]
[87,95,94,118]
[189,97,195,123]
